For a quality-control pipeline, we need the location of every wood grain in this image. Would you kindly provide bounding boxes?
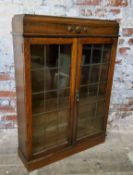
[12,15,119,37]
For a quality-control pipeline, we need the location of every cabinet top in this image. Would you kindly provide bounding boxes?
[12,14,119,37]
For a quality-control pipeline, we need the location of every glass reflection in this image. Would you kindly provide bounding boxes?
[77,44,112,140]
[31,44,71,154]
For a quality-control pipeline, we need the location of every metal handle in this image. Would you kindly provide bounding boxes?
[83,26,88,32]
[76,90,79,102]
[75,26,81,33]
[67,25,73,32]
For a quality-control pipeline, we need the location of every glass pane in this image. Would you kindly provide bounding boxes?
[92,45,102,63]
[82,44,112,65]
[32,88,70,115]
[44,91,58,112]
[45,112,59,148]
[57,67,70,89]
[90,65,100,83]
[32,70,44,92]
[31,45,44,69]
[103,44,112,63]
[80,65,100,85]
[46,45,58,67]
[77,116,104,140]
[98,83,107,97]
[100,65,109,82]
[79,85,98,105]
[32,93,44,114]
[32,115,47,153]
[58,110,68,130]
[103,51,111,63]
[80,66,90,85]
[77,43,112,140]
[59,88,70,109]
[32,110,69,154]
[31,44,71,154]
[44,68,58,91]
[59,45,71,66]
[31,44,71,69]
[96,100,105,117]
[82,44,91,65]
[46,110,68,148]
[58,110,68,144]
[79,103,96,118]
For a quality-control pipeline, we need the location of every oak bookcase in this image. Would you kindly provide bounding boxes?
[12,15,119,171]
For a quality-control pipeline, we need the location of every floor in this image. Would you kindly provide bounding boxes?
[0,129,133,175]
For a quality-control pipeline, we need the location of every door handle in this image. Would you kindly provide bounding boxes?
[76,90,79,102]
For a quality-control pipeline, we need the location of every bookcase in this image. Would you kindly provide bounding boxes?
[12,14,119,171]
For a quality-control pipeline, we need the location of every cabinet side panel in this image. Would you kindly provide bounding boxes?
[13,36,27,157]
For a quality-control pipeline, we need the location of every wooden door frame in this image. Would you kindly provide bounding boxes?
[24,37,77,160]
[73,37,118,144]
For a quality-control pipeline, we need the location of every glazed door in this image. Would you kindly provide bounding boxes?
[25,37,115,158]
[75,38,114,141]
[26,38,75,156]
